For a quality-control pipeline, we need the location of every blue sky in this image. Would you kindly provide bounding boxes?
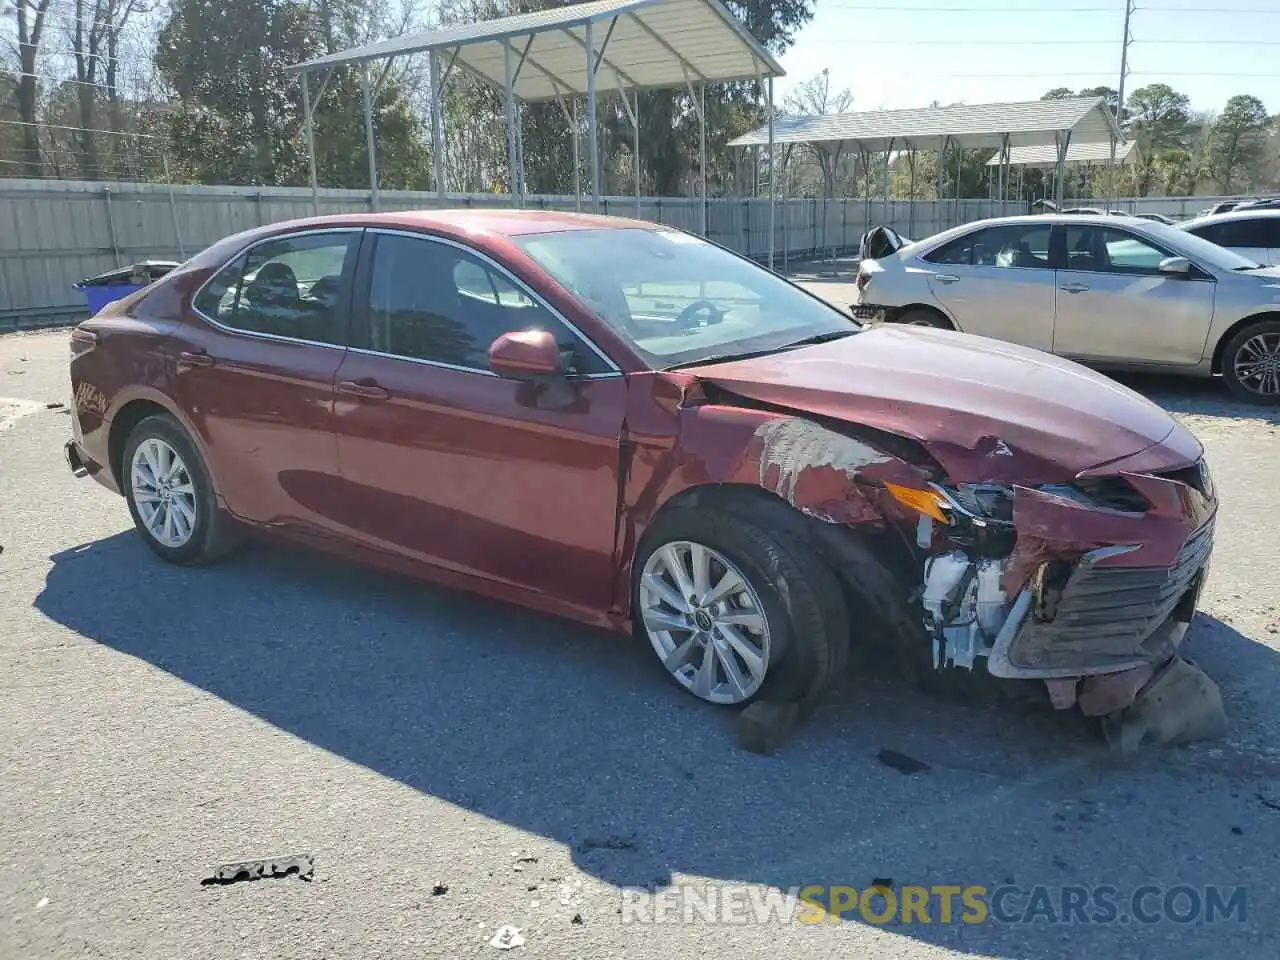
[777,0,1280,116]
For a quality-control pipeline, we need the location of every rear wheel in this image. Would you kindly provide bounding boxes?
[123,414,242,565]
[1221,319,1280,405]
[633,507,848,709]
[897,308,952,329]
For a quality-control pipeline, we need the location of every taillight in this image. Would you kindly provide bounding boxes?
[70,327,98,358]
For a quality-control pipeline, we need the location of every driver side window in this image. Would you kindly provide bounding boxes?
[361,233,611,375]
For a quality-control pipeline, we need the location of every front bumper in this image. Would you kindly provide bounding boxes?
[987,518,1213,680]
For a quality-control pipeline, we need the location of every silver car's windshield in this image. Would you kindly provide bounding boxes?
[515,228,857,368]
[1150,220,1262,270]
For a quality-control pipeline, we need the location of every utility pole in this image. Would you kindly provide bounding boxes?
[1107,0,1135,206]
[1113,0,1134,149]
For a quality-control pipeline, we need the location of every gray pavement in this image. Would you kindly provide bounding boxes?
[2,323,1278,960]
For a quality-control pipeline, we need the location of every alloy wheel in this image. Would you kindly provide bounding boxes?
[639,540,772,705]
[1232,332,1280,397]
[131,437,198,549]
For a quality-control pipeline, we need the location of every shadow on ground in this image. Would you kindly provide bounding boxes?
[32,527,1279,955]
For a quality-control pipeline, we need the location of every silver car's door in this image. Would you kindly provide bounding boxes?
[918,222,1056,351]
[1052,224,1215,366]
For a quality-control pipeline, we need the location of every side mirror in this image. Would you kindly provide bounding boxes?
[1157,256,1192,277]
[489,329,563,379]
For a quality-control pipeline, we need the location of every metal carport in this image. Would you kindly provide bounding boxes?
[988,138,1139,170]
[289,0,785,264]
[728,96,1125,211]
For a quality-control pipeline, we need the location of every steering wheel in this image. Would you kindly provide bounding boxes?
[673,299,724,331]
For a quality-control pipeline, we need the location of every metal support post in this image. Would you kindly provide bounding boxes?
[430,50,447,204]
[585,21,600,212]
[767,76,775,270]
[361,63,380,212]
[302,70,320,216]
[502,40,522,207]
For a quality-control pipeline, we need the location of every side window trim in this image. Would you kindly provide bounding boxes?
[190,227,362,349]
[351,227,622,378]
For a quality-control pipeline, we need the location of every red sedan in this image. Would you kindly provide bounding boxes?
[65,210,1217,725]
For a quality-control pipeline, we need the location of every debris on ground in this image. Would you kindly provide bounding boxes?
[737,700,800,755]
[877,748,931,774]
[45,401,63,409]
[575,833,637,854]
[36,897,48,910]
[870,878,893,889]
[571,913,584,925]
[200,853,315,886]
[1258,792,1280,812]
[1100,657,1228,755]
[558,880,582,905]
[431,882,449,896]
[489,925,525,950]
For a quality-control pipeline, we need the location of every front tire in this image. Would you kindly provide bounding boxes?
[122,414,241,565]
[1221,319,1280,405]
[633,507,849,709]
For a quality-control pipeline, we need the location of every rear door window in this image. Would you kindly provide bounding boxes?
[193,231,358,345]
[923,224,1052,268]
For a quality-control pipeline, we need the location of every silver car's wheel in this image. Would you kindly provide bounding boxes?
[639,540,772,705]
[130,437,198,549]
[1231,331,1280,398]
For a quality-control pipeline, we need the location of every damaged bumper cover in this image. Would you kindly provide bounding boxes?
[920,461,1217,690]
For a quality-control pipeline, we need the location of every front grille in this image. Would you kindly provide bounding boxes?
[1007,519,1214,673]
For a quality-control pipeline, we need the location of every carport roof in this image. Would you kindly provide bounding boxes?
[987,138,1140,167]
[289,0,785,102]
[728,96,1123,153]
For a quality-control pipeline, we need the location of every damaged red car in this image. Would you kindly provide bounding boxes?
[65,210,1218,736]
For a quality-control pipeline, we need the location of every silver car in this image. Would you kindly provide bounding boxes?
[1176,209,1280,267]
[853,214,1280,404]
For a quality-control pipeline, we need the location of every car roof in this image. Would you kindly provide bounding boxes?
[958,213,1148,228]
[1178,208,1280,228]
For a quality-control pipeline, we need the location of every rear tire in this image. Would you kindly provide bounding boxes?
[1221,319,1280,405]
[633,507,849,710]
[122,414,242,565]
[897,308,953,329]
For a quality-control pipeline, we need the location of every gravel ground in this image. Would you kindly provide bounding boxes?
[2,324,1278,960]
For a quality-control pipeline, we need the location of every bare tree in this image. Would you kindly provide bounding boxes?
[782,68,852,197]
[69,0,148,177]
[14,0,55,176]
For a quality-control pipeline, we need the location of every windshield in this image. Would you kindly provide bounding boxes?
[514,228,857,368]
[1157,220,1262,270]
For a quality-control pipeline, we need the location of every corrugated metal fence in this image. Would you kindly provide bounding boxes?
[0,178,1244,329]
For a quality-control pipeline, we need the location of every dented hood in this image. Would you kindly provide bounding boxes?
[693,325,1200,484]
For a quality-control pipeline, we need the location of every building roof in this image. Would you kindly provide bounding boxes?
[989,138,1139,167]
[290,0,783,102]
[728,97,1122,153]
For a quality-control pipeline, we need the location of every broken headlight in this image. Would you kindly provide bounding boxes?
[886,481,1014,527]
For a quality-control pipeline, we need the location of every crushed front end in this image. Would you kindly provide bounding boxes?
[901,458,1222,743]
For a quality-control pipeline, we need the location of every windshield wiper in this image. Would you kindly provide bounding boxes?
[778,329,858,350]
[664,345,789,370]
[662,329,856,371]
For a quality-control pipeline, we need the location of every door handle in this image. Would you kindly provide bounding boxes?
[337,379,390,401]
[1059,283,1090,294]
[178,349,215,368]
[933,273,960,284]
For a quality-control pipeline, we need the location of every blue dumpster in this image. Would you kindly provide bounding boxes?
[75,260,181,316]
